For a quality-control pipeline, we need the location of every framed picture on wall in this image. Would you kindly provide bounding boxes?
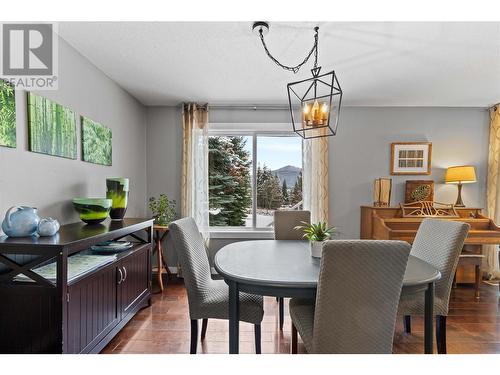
[390,142,432,175]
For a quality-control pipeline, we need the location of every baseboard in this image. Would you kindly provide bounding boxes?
[483,279,500,287]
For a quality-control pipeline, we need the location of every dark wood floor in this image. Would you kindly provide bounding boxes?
[102,278,500,354]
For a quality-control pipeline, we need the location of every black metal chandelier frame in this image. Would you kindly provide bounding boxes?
[253,22,343,139]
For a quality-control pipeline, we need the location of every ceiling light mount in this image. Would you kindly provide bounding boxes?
[252,21,269,36]
[252,22,343,139]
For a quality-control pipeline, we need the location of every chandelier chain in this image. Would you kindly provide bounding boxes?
[258,27,319,74]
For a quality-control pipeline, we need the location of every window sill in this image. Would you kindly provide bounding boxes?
[209,229,274,240]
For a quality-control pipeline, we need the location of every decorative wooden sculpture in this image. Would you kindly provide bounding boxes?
[373,178,392,207]
[405,180,434,203]
[400,201,459,218]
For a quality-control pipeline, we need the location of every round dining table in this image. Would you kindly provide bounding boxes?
[214,240,441,354]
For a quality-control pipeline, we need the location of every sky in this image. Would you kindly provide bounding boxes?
[243,136,303,171]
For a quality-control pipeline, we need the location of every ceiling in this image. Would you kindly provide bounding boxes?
[58,22,500,107]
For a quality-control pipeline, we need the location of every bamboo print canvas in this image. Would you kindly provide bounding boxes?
[28,93,77,159]
[0,80,16,148]
[81,116,112,166]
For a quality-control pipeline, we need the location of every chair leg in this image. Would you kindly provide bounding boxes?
[475,265,481,299]
[279,297,284,330]
[436,315,447,354]
[190,319,198,354]
[254,324,261,354]
[291,322,298,354]
[201,318,208,341]
[403,315,411,334]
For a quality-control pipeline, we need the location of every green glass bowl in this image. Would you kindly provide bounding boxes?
[72,198,112,224]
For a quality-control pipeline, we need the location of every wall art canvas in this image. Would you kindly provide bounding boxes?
[390,142,432,175]
[0,80,16,148]
[28,93,77,159]
[81,116,112,166]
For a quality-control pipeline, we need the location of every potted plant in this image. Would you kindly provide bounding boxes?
[148,194,176,226]
[295,221,337,258]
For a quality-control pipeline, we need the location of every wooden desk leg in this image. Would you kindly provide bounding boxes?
[475,265,481,300]
[159,230,173,279]
[155,231,164,293]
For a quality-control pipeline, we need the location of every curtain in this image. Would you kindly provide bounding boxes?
[485,105,500,279]
[303,136,329,224]
[181,103,210,240]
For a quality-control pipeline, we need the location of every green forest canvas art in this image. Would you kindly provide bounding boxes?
[81,116,112,166]
[0,80,16,148]
[28,93,77,159]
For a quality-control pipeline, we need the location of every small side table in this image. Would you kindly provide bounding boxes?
[152,225,172,292]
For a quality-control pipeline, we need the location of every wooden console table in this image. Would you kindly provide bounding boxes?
[0,218,153,353]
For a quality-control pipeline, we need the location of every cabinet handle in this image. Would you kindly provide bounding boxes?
[117,267,123,285]
[122,266,127,282]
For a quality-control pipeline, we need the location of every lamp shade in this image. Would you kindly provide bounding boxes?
[445,165,477,184]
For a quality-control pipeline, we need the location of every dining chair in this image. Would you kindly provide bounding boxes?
[169,217,264,354]
[290,240,411,354]
[399,218,469,354]
[273,209,311,330]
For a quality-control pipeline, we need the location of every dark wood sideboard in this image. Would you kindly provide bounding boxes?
[0,218,154,354]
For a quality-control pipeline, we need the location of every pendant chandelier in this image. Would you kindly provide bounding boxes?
[252,22,343,139]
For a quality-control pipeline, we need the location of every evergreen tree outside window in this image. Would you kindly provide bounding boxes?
[208,133,302,229]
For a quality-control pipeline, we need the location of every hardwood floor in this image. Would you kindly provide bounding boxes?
[102,278,500,354]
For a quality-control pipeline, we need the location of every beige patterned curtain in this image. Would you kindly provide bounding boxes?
[485,105,500,279]
[303,136,329,224]
[181,103,210,240]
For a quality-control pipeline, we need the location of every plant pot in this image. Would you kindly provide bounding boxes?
[310,241,323,258]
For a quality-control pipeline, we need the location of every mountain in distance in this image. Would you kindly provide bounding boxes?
[272,165,302,188]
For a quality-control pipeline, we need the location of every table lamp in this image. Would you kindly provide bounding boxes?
[445,165,476,207]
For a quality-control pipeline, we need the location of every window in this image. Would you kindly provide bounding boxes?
[208,132,303,229]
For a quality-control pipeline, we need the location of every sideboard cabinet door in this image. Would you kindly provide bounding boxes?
[66,265,119,353]
[119,246,150,318]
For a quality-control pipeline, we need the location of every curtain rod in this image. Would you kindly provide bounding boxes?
[209,104,289,110]
[178,103,289,110]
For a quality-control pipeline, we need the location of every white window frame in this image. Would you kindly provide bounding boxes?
[208,124,302,236]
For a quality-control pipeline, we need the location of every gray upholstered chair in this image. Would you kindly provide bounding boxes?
[399,218,469,354]
[169,217,264,354]
[273,210,311,330]
[290,240,411,354]
[274,210,311,240]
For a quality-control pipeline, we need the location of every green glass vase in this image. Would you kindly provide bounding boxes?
[106,178,129,220]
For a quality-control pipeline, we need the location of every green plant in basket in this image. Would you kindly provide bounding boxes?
[148,194,176,226]
[295,221,336,241]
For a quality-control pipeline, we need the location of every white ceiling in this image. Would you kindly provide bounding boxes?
[58,22,500,107]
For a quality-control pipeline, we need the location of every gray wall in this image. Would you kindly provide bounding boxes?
[0,36,148,229]
[146,106,489,267]
[146,107,182,266]
[330,107,489,239]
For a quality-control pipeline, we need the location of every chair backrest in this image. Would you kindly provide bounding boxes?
[274,210,311,240]
[169,217,213,312]
[411,218,470,311]
[312,240,411,354]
